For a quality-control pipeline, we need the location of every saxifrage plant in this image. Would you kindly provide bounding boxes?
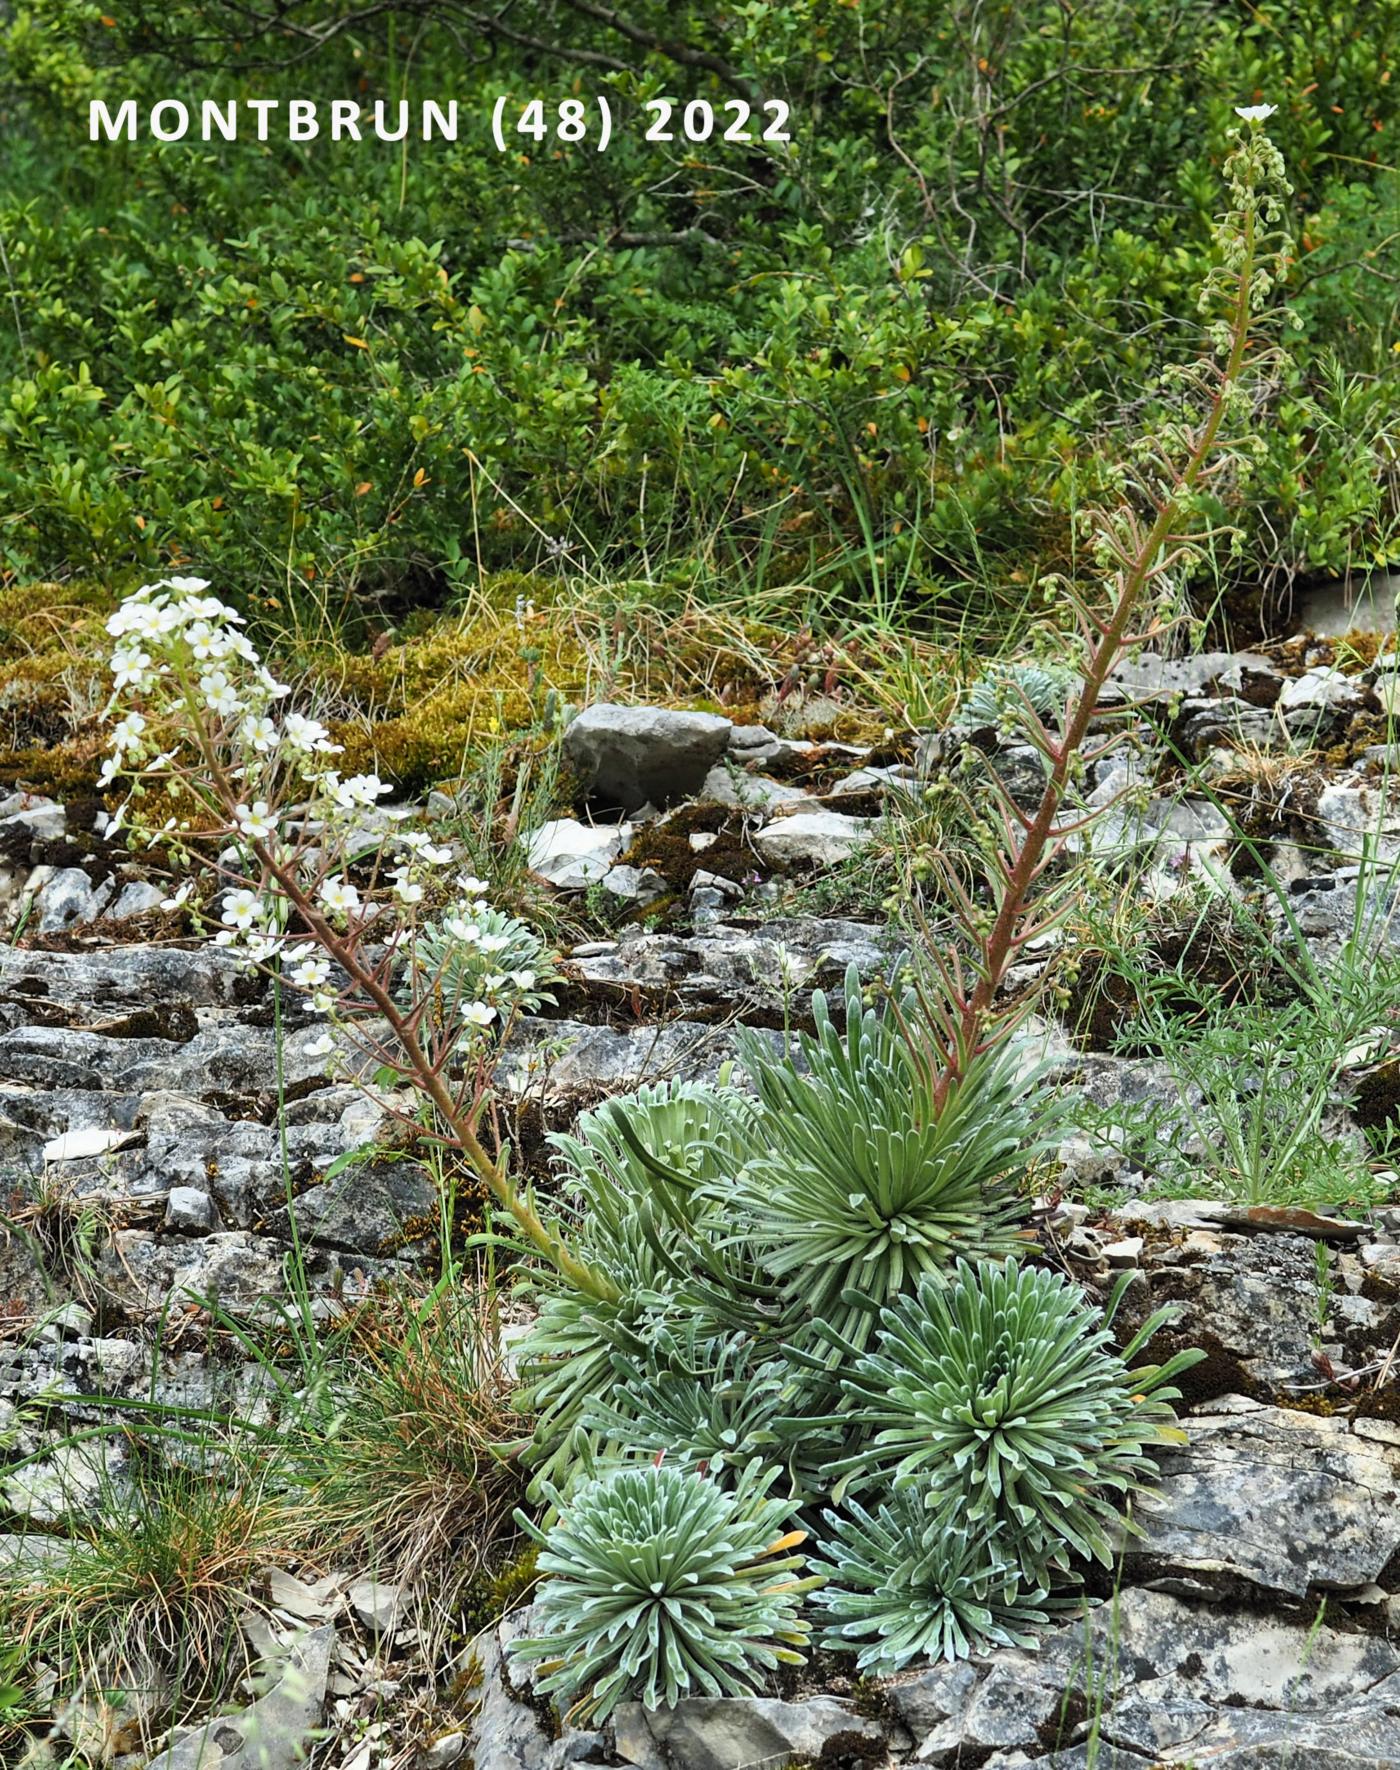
[509,1462,817,1722]
[732,969,1062,1346]
[812,1490,1052,1674]
[832,1259,1199,1580]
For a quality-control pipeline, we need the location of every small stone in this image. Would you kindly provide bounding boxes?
[600,864,668,904]
[348,1576,408,1634]
[725,724,787,764]
[38,1300,94,1341]
[36,866,115,933]
[109,880,167,920]
[689,831,718,852]
[144,1625,335,1770]
[1102,1235,1144,1267]
[164,1186,218,1234]
[751,809,871,868]
[419,1734,467,1770]
[526,818,633,890]
[1280,665,1364,716]
[689,870,742,899]
[638,1695,885,1770]
[828,763,915,795]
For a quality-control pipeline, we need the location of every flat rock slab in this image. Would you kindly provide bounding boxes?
[619,1695,887,1770]
[750,808,873,867]
[898,1588,1400,1766]
[564,916,899,1012]
[496,1016,787,1108]
[0,945,251,1008]
[1128,1396,1400,1599]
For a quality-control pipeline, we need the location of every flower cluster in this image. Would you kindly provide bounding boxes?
[99,576,554,1051]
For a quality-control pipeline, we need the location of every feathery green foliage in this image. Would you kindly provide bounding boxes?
[509,1463,815,1721]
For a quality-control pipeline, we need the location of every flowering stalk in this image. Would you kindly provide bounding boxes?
[98,576,618,1303]
[925,109,1290,1106]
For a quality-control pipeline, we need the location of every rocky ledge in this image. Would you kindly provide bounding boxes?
[6,632,1400,1768]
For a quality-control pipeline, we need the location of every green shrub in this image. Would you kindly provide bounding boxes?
[508,1462,815,1720]
[2,4,1398,612]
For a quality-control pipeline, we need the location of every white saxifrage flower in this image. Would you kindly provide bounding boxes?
[220,888,265,932]
[1235,103,1277,122]
[461,1002,496,1028]
[318,876,361,915]
[290,954,331,990]
[235,801,277,842]
[240,714,279,753]
[334,773,393,811]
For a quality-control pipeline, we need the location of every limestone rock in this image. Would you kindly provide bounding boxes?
[564,704,732,811]
[144,1624,336,1770]
[623,1695,888,1770]
[698,763,817,814]
[1129,1396,1400,1599]
[165,1186,219,1233]
[1315,781,1400,863]
[561,916,898,1015]
[1110,649,1281,702]
[910,1588,1400,1767]
[35,866,115,933]
[526,818,633,889]
[1278,663,1365,719]
[751,809,872,867]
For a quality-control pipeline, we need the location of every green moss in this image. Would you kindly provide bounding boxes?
[458,1545,540,1636]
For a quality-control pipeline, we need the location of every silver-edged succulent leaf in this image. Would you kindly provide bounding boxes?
[578,1327,841,1498]
[549,1077,759,1215]
[811,1489,1055,1672]
[957,661,1073,736]
[508,1461,816,1722]
[516,1080,765,1489]
[835,1257,1201,1578]
[730,968,1056,1346]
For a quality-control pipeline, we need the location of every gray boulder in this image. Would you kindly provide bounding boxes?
[565,704,731,811]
